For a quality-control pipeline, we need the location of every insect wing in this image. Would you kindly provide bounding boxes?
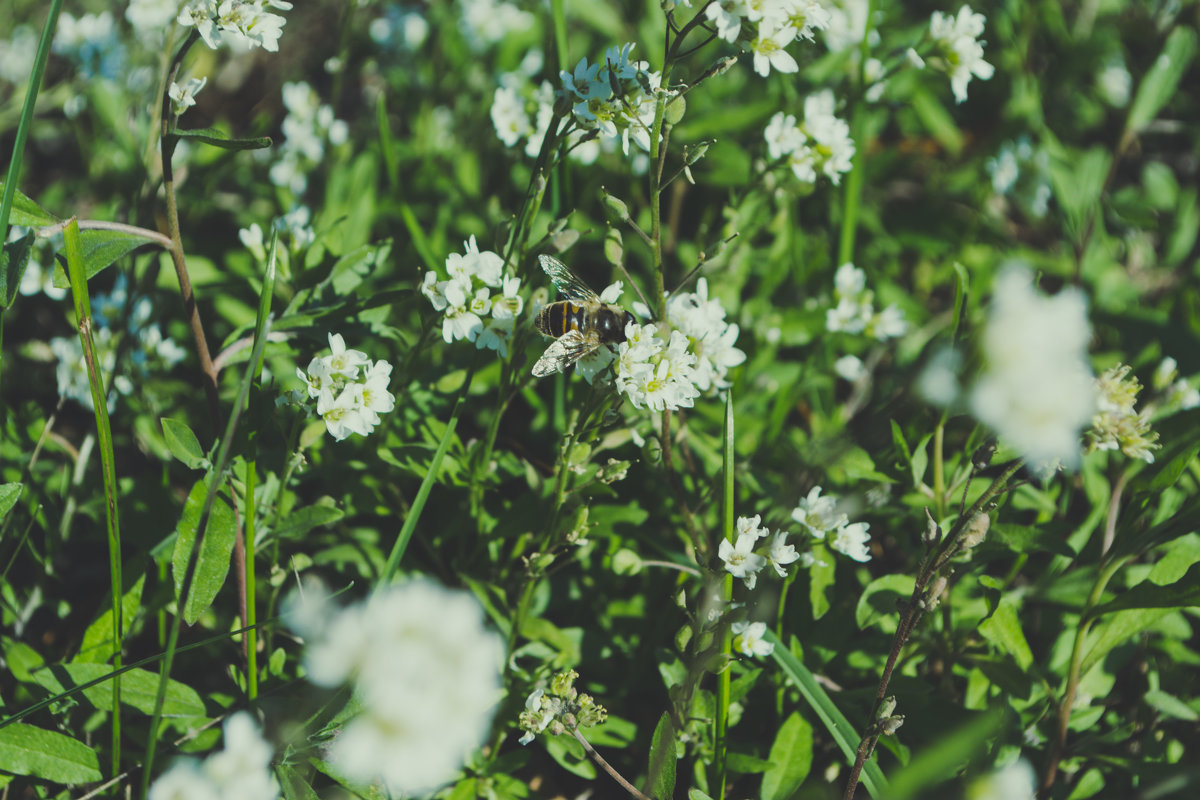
[532,329,600,377]
[538,254,601,303]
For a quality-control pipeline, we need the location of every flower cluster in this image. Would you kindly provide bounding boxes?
[52,10,123,80]
[178,0,293,53]
[926,5,994,103]
[421,236,524,357]
[560,43,668,155]
[1087,365,1159,463]
[148,712,279,800]
[518,669,608,745]
[792,486,872,562]
[492,75,558,158]
[705,1,832,77]
[825,263,907,339]
[288,580,504,796]
[127,0,182,37]
[969,266,1095,471]
[612,277,746,410]
[50,279,187,412]
[718,514,801,589]
[764,90,856,185]
[265,82,349,195]
[297,333,396,442]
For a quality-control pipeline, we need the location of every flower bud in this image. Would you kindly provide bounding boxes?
[879,715,905,735]
[961,513,990,550]
[664,95,686,126]
[877,696,897,720]
[601,188,631,223]
[923,508,941,544]
[604,226,624,267]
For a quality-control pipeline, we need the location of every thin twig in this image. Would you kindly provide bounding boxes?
[572,729,655,800]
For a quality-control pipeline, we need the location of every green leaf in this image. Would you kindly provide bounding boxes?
[646,712,676,800]
[1,232,34,308]
[76,574,145,663]
[909,86,964,156]
[170,127,273,150]
[273,504,346,541]
[0,482,23,521]
[768,631,888,798]
[0,723,102,784]
[277,763,323,800]
[1080,608,1171,678]
[162,418,208,469]
[51,228,160,287]
[809,548,836,620]
[173,479,238,624]
[977,599,1034,670]
[856,574,915,633]
[1127,26,1198,134]
[885,710,1004,800]
[32,664,206,718]
[1050,147,1111,241]
[0,181,59,227]
[761,712,813,800]
[1088,563,1200,617]
[1144,688,1200,721]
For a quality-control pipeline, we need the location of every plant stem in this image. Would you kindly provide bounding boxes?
[572,729,655,800]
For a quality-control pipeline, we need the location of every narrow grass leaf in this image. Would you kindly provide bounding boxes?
[767,630,887,797]
[884,709,1004,800]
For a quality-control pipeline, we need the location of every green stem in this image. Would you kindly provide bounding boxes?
[63,220,123,777]
[243,459,259,700]
[836,0,874,267]
[932,421,945,518]
[1041,554,1127,793]
[714,391,735,800]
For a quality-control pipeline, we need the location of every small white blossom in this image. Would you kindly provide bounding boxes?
[732,621,775,658]
[298,334,395,441]
[767,531,800,577]
[168,76,207,116]
[791,486,847,538]
[719,533,768,589]
[751,20,799,77]
[178,0,293,52]
[831,521,872,562]
[149,713,278,800]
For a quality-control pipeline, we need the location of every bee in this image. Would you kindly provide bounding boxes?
[532,254,634,377]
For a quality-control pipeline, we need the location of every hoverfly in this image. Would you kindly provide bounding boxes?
[532,254,634,377]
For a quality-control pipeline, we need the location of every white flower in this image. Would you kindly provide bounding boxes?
[491,86,531,147]
[929,5,994,103]
[969,266,1095,470]
[317,386,371,441]
[706,1,746,43]
[767,532,800,577]
[719,533,768,589]
[765,112,804,160]
[834,355,866,381]
[325,333,369,378]
[442,277,484,343]
[736,514,767,541]
[751,20,799,77]
[127,0,182,34]
[868,304,907,340]
[179,0,293,52]
[421,270,448,311]
[560,57,611,103]
[477,317,515,357]
[149,761,221,800]
[791,486,847,538]
[968,758,1036,800]
[831,521,871,562]
[168,76,207,116]
[291,580,504,797]
[616,323,701,411]
[732,621,775,657]
[459,0,533,51]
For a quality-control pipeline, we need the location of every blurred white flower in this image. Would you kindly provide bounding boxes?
[149,712,278,800]
[831,521,872,562]
[764,91,855,186]
[969,266,1095,470]
[459,0,532,51]
[289,579,504,797]
[967,758,1036,800]
[834,354,866,382]
[791,486,847,539]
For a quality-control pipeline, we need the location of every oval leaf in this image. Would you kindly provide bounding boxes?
[52,228,161,288]
[162,417,208,469]
[1,233,34,308]
[173,479,238,624]
[0,482,23,521]
[762,711,813,800]
[0,723,102,785]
